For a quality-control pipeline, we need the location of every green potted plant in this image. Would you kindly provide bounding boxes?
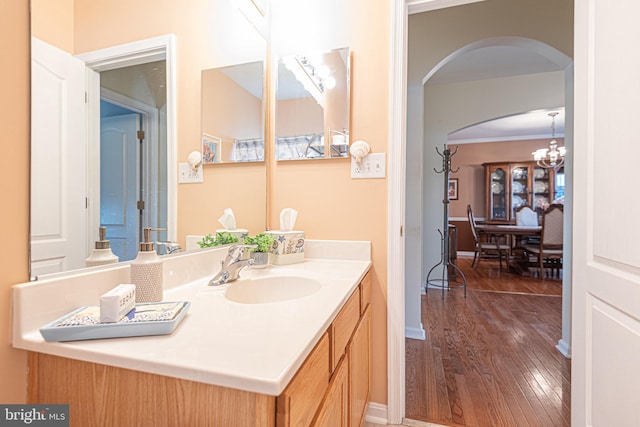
[196,231,239,248]
[243,233,275,267]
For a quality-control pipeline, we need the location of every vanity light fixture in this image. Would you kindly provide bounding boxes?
[283,56,325,107]
[532,112,566,170]
[234,0,266,38]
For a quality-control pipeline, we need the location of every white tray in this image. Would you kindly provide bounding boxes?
[39,301,190,342]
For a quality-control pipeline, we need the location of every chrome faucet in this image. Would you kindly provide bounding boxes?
[156,241,182,255]
[208,244,257,286]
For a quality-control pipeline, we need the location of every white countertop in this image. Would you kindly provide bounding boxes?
[13,240,371,396]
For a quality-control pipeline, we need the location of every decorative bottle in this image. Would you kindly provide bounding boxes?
[130,227,163,303]
[85,226,119,267]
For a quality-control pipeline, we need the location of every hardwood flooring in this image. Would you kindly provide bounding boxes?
[406,258,570,427]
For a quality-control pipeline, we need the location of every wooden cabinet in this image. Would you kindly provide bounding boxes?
[28,273,371,427]
[278,271,371,427]
[349,306,371,427]
[485,161,565,222]
[27,352,277,427]
[331,287,360,372]
[311,355,349,427]
[277,333,331,427]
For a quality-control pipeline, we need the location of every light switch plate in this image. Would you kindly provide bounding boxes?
[178,163,203,183]
[351,153,386,179]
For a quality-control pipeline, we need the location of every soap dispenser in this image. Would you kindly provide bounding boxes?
[85,226,119,267]
[130,227,163,303]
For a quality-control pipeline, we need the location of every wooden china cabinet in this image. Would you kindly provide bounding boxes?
[484,161,565,223]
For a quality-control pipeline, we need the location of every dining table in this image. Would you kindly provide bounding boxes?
[475,223,542,275]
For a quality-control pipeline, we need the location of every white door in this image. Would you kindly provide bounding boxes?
[30,38,87,277]
[100,114,141,261]
[573,1,640,425]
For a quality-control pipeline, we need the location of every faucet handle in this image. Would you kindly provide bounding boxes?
[227,244,257,261]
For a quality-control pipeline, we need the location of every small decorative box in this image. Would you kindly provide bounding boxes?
[265,230,305,265]
[100,284,136,323]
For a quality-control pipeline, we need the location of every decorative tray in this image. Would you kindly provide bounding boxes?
[39,301,190,342]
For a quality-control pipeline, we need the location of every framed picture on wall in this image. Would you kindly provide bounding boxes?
[202,136,221,164]
[448,178,459,200]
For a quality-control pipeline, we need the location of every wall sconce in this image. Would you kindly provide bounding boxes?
[178,151,203,184]
[349,140,370,164]
[188,150,202,170]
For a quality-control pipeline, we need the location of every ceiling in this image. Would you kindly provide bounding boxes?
[426,45,566,144]
[448,107,565,144]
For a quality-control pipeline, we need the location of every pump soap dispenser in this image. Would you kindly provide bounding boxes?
[131,227,163,303]
[85,226,119,267]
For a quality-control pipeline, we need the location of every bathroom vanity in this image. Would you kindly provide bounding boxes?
[13,241,371,426]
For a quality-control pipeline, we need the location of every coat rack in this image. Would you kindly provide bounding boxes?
[425,144,467,298]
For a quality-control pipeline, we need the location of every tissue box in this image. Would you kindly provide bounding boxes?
[265,230,305,265]
[216,229,248,243]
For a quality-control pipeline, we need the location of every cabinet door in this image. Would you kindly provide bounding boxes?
[487,165,508,221]
[532,165,552,216]
[311,355,349,427]
[552,166,565,203]
[510,164,530,220]
[277,333,330,427]
[331,287,360,372]
[349,306,371,427]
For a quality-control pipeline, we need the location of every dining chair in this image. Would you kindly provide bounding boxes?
[515,205,538,226]
[523,204,563,279]
[513,205,540,249]
[467,205,510,269]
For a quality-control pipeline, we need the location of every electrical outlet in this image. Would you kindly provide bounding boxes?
[351,153,386,179]
[178,163,203,183]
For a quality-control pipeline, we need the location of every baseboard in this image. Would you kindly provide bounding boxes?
[556,338,571,358]
[457,251,475,258]
[405,323,426,340]
[365,402,388,424]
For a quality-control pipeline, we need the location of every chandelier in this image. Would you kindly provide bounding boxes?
[532,112,565,169]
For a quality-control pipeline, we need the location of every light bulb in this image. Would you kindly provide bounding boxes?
[324,76,336,89]
[316,65,330,79]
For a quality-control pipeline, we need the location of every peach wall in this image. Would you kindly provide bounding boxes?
[276,97,324,136]
[0,0,29,402]
[31,0,74,53]
[269,0,390,404]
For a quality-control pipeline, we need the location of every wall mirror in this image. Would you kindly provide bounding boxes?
[275,47,350,161]
[29,0,267,279]
[201,61,265,163]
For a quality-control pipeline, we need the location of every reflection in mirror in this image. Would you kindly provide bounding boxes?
[29,0,268,280]
[30,35,172,280]
[275,47,350,161]
[100,61,168,263]
[201,61,265,163]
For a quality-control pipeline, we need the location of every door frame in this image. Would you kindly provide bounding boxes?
[77,34,177,245]
[100,89,159,252]
[386,0,494,423]
[387,1,574,424]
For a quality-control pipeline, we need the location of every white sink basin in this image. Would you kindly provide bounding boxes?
[224,276,321,304]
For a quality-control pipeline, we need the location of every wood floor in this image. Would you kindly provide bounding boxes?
[406,258,570,427]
